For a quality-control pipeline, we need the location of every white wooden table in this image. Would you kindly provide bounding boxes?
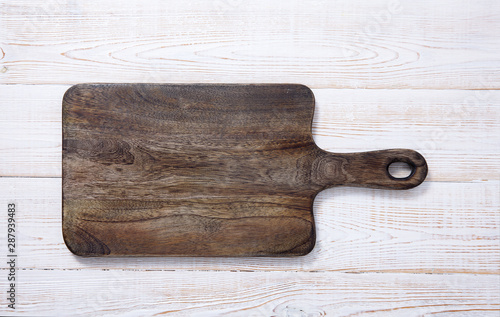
[1,0,499,316]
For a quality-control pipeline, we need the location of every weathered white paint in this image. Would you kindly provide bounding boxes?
[1,0,499,88]
[0,0,499,315]
[3,270,500,316]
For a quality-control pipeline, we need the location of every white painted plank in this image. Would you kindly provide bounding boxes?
[0,177,497,273]
[0,85,64,177]
[312,88,500,183]
[1,0,499,88]
[0,270,498,316]
[1,85,499,180]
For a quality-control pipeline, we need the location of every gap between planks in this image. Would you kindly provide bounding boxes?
[0,267,498,275]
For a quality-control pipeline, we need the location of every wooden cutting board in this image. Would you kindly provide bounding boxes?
[62,84,427,257]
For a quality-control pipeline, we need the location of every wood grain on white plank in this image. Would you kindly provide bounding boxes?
[1,85,499,180]
[0,177,497,273]
[0,270,498,316]
[1,0,499,88]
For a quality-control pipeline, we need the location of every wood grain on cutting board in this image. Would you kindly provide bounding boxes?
[0,0,499,315]
[62,84,426,256]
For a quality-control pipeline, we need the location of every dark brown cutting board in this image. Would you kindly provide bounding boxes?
[62,84,427,257]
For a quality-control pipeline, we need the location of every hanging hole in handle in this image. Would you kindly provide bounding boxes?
[387,160,415,180]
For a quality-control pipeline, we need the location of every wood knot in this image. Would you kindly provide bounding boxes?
[64,138,135,165]
[310,153,347,188]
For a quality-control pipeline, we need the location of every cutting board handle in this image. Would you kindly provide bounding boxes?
[317,149,428,190]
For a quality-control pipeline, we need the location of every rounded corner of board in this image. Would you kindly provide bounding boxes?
[61,230,88,257]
